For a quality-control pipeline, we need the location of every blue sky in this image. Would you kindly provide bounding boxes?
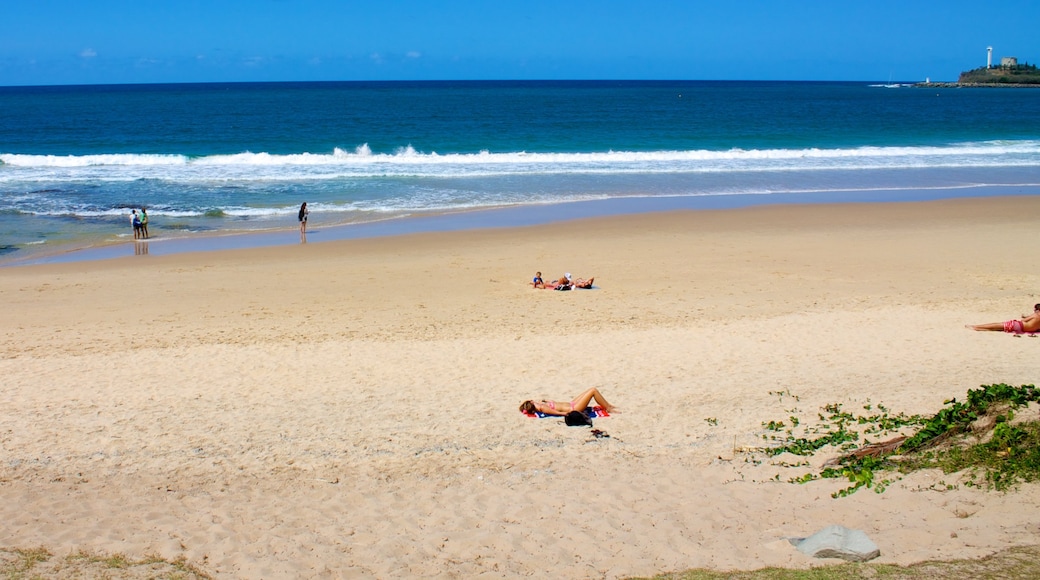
[2,1,1037,86]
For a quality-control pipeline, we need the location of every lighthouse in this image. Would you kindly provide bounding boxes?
[987,46,993,69]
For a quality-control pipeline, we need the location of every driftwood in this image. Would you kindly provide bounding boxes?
[823,436,906,467]
[826,403,1021,466]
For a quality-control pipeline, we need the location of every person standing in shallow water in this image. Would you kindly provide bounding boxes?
[130,209,141,239]
[139,207,149,239]
[298,202,309,234]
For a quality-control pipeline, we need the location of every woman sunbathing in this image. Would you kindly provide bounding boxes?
[520,387,616,416]
[967,304,1040,333]
[544,273,572,290]
[545,273,594,290]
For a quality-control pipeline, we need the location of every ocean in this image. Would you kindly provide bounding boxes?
[2,80,1039,265]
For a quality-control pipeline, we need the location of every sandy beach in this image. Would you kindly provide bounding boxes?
[2,196,1040,578]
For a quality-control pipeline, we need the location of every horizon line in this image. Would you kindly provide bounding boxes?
[0,78,940,90]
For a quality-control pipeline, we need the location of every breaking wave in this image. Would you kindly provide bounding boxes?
[2,141,1039,183]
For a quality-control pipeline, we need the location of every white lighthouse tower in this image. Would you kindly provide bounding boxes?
[987,46,993,69]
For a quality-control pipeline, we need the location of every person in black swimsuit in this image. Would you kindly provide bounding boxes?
[298,202,309,234]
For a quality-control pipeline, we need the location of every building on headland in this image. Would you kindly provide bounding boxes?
[914,46,1038,87]
[986,46,1017,70]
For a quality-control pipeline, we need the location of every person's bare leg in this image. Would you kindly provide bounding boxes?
[967,322,1006,331]
[571,387,615,413]
[591,388,615,412]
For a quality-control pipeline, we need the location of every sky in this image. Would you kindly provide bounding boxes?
[1,1,1037,86]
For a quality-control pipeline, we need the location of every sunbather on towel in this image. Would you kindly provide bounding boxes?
[520,387,616,416]
[967,303,1040,333]
[545,273,594,290]
[545,273,573,290]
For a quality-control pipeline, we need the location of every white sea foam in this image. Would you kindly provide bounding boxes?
[0,153,188,167]
[2,141,1038,182]
[3,141,1039,225]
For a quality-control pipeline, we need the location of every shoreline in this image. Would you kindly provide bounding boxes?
[5,184,1040,268]
[916,82,1040,88]
[4,195,1040,578]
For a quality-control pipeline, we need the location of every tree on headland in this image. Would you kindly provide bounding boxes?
[958,62,1040,84]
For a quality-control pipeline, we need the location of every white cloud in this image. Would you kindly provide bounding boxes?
[79,48,97,58]
[406,51,422,59]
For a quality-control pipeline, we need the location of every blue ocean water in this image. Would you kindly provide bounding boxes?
[2,80,1039,264]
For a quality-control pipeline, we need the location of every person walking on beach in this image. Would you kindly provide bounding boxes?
[130,209,141,240]
[139,207,149,239]
[968,304,1040,334]
[298,202,309,234]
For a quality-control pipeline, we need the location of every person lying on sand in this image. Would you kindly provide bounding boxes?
[544,273,594,290]
[520,387,616,416]
[967,303,1040,333]
[544,273,573,290]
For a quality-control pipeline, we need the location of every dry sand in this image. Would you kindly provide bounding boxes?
[2,196,1040,579]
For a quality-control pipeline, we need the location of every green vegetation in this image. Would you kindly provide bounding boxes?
[7,544,1040,580]
[958,63,1040,84]
[757,383,1040,498]
[5,384,1039,580]
[652,390,1040,579]
[0,546,212,580]
[635,544,1040,579]
[1,547,49,579]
